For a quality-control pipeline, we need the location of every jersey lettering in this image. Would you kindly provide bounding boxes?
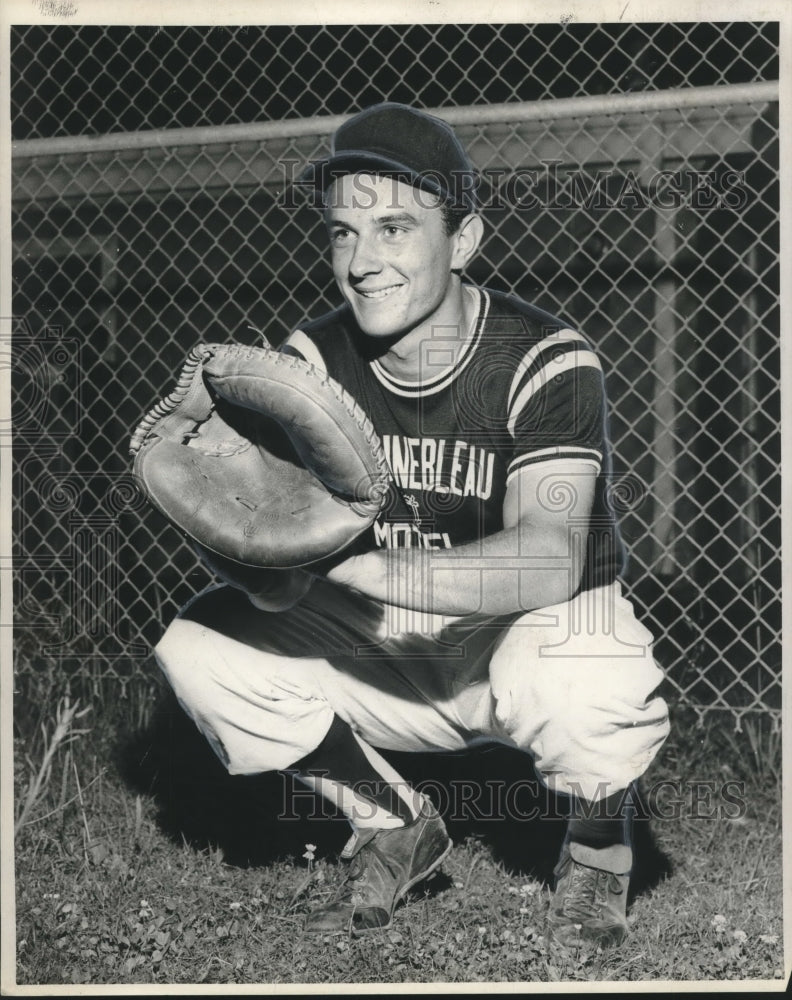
[382,434,494,500]
[373,521,452,549]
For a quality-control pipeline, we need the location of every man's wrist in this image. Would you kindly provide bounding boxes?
[325,550,386,595]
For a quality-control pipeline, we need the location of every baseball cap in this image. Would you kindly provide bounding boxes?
[300,102,478,212]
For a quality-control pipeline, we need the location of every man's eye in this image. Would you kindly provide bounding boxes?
[384,225,403,237]
[330,229,353,245]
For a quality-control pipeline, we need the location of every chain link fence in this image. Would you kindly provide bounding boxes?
[10,24,780,725]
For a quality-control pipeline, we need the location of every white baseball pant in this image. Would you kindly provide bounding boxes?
[155,577,670,802]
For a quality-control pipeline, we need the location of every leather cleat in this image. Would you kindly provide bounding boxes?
[304,798,452,936]
[546,841,632,949]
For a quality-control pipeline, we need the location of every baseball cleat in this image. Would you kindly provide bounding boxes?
[304,799,452,936]
[546,841,632,949]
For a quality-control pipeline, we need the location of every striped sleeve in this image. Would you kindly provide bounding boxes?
[506,329,606,484]
[279,329,328,372]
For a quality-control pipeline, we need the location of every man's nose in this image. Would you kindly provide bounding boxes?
[348,232,382,278]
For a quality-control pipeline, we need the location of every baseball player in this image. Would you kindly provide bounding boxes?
[154,102,670,947]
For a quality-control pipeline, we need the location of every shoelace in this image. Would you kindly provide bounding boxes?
[562,861,623,920]
[335,841,400,904]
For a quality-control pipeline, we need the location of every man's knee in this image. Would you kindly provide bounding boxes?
[488,618,670,800]
[153,614,336,774]
[154,618,210,696]
[154,617,195,679]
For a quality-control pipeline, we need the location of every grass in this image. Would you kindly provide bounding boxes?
[9,673,786,988]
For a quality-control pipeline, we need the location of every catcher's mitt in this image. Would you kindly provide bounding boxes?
[129,342,390,568]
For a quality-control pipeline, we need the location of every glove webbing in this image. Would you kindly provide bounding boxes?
[129,343,213,456]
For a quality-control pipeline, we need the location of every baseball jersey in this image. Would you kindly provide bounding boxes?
[281,285,624,595]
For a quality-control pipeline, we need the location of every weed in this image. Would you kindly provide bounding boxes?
[731,715,782,785]
[15,696,92,838]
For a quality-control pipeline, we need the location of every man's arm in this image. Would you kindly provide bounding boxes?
[325,459,597,617]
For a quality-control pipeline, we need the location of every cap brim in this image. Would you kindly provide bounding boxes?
[297,150,447,202]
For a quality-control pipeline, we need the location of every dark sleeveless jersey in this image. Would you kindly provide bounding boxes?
[282,285,625,593]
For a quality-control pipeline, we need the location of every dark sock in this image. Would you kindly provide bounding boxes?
[567,785,635,850]
[289,715,413,825]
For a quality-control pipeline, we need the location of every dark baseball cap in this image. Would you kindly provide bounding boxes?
[300,102,478,212]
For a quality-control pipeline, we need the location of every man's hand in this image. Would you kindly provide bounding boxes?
[193,543,314,611]
[129,342,390,569]
[247,568,315,612]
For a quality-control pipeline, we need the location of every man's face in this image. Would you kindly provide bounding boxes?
[324,174,458,340]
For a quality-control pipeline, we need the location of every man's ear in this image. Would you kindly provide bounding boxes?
[450,213,485,271]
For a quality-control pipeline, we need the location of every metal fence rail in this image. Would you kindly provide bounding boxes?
[11,80,781,726]
[11,23,779,140]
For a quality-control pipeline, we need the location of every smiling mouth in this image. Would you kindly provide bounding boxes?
[355,284,403,300]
